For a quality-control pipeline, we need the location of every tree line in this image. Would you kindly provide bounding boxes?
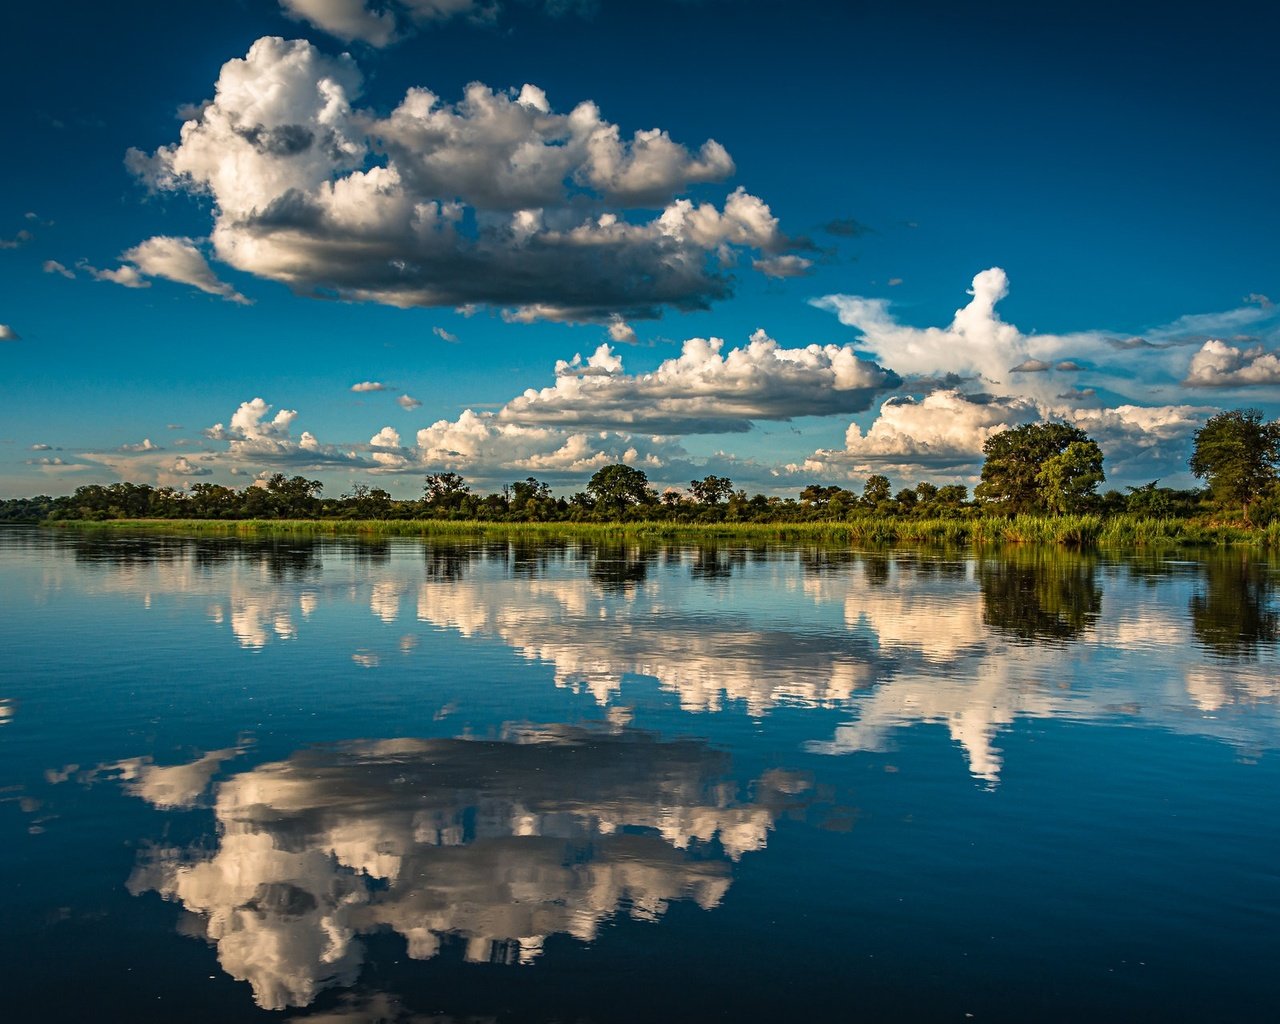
[3,409,1277,525]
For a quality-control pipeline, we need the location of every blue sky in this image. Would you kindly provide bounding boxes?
[2,0,1278,497]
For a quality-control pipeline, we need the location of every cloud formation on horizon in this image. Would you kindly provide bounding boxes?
[799,269,1244,484]
[500,329,899,434]
[41,269,1278,494]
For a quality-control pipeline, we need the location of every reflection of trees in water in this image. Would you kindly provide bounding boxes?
[1190,554,1279,659]
[586,542,654,593]
[890,552,968,582]
[62,533,326,581]
[423,543,471,582]
[341,539,390,567]
[125,723,796,1011]
[503,538,571,579]
[68,533,188,567]
[861,553,891,587]
[979,549,1101,643]
[799,547,859,576]
[688,545,747,581]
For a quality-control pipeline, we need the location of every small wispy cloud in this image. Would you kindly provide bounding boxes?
[351,381,388,393]
[607,316,637,345]
[88,237,251,304]
[433,326,459,343]
[397,394,422,410]
[823,217,874,238]
[42,260,75,279]
[0,229,33,249]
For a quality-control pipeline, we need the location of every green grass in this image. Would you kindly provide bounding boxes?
[40,514,1280,548]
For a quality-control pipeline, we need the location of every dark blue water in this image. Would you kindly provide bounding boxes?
[2,527,1279,1022]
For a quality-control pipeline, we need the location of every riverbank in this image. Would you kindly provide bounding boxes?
[36,514,1280,547]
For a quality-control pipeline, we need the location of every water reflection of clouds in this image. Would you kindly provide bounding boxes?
[116,724,790,1011]
[47,745,250,809]
[16,533,1280,782]
[807,562,1280,782]
[416,576,879,713]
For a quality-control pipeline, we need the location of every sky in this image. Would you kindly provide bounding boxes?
[2,0,1278,499]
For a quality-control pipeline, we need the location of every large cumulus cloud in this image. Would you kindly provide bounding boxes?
[123,37,798,321]
[501,329,898,434]
[801,269,1238,484]
[813,267,1279,405]
[800,389,1213,486]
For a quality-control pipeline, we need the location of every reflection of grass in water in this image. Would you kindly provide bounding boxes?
[43,515,1280,548]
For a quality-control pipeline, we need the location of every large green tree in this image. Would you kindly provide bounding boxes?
[975,422,1104,513]
[423,471,471,512]
[689,475,734,505]
[1036,440,1106,514]
[587,464,655,515]
[1188,409,1280,522]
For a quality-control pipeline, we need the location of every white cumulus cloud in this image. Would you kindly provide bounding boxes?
[90,237,250,303]
[123,37,798,323]
[799,388,1211,485]
[1183,339,1280,388]
[502,329,899,434]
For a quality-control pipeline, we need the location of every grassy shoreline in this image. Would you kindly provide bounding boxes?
[33,514,1280,548]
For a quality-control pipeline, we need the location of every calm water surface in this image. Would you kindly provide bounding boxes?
[2,527,1279,1022]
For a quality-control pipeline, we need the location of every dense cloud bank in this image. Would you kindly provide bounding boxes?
[115,37,800,321]
[39,261,1279,492]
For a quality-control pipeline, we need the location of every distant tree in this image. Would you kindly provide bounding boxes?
[800,484,844,504]
[189,482,237,518]
[343,482,393,519]
[1124,481,1173,517]
[861,474,891,508]
[587,464,655,516]
[424,471,471,512]
[976,422,1102,514]
[510,476,551,508]
[660,487,685,509]
[509,477,555,519]
[689,475,734,505]
[265,474,323,517]
[1189,409,1280,522]
[914,482,939,504]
